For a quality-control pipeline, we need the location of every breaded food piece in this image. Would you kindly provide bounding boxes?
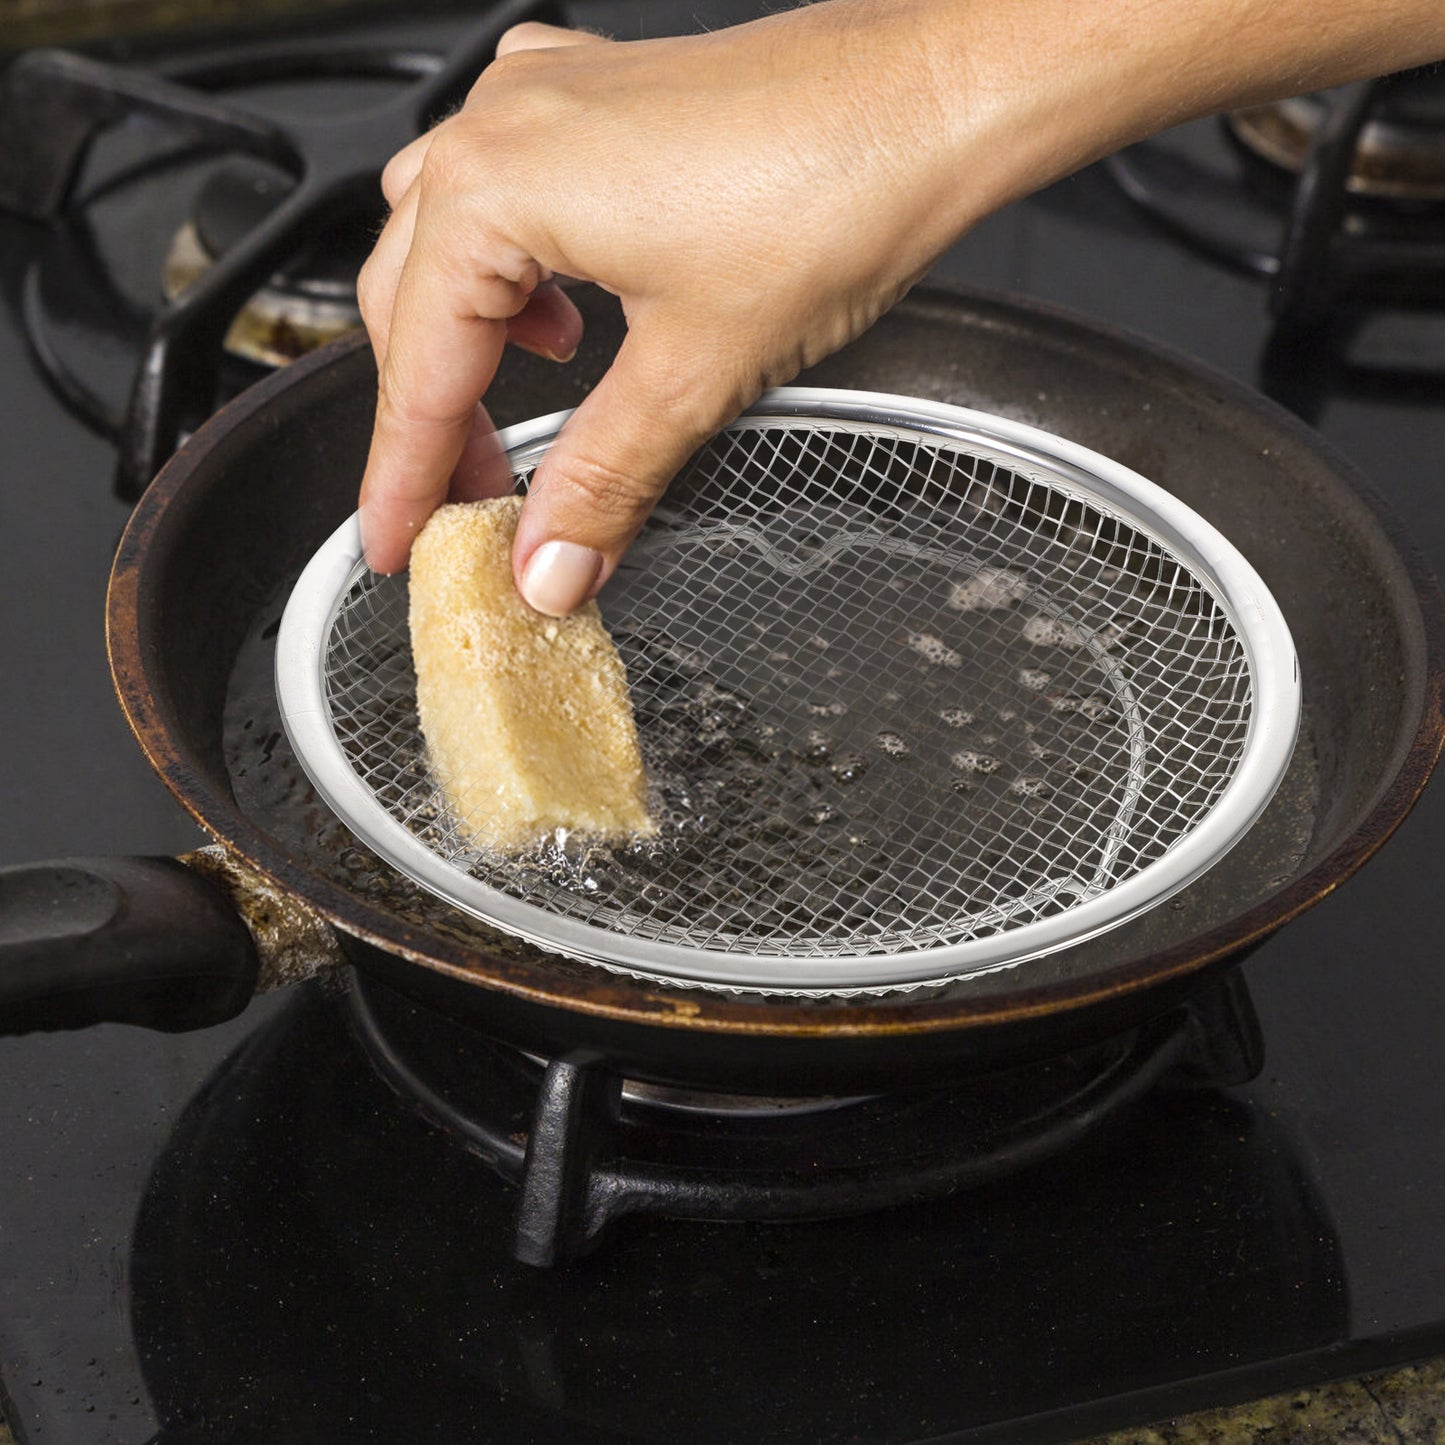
[408,498,654,854]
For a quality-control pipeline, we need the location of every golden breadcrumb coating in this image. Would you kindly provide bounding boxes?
[409,498,654,853]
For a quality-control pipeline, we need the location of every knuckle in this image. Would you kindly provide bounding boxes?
[494,22,542,55]
[638,361,747,446]
[558,452,653,522]
[416,124,490,198]
[355,255,388,324]
[469,50,571,132]
[487,40,548,77]
[417,130,465,192]
[416,123,523,217]
[375,371,465,433]
[496,250,544,296]
[464,52,537,107]
[379,150,412,205]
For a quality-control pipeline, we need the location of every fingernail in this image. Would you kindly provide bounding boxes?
[544,343,577,364]
[520,540,604,616]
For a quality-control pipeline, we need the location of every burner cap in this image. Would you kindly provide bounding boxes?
[162,157,372,366]
[193,157,370,300]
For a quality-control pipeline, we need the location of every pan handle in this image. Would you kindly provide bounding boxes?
[0,853,261,1034]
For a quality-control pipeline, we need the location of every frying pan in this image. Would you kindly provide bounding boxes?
[2,283,1441,1092]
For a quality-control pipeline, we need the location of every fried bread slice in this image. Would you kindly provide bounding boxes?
[409,498,653,853]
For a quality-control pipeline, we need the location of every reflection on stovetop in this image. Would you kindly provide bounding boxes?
[0,6,1443,1444]
[118,981,1342,1444]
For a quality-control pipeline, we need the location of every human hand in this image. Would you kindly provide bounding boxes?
[356,0,1445,615]
[355,5,995,612]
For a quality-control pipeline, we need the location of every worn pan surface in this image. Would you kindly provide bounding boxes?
[106,283,1444,1090]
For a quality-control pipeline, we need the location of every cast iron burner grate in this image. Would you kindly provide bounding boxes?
[0,0,558,497]
[342,966,1265,1267]
[1106,68,1445,328]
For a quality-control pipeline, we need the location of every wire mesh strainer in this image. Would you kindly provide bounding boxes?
[276,388,1299,994]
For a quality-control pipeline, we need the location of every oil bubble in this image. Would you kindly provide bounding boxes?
[950,750,1001,775]
[800,730,832,763]
[903,631,962,667]
[948,566,1031,613]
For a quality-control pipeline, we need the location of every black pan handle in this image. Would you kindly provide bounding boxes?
[0,854,260,1034]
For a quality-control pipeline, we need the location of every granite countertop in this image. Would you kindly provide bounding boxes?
[0,1355,1438,1442]
[1081,1357,1445,1445]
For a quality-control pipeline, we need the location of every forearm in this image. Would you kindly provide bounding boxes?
[354,0,1445,607]
[837,0,1445,240]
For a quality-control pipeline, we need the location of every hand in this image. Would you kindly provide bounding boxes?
[356,0,1445,614]
[355,5,997,612]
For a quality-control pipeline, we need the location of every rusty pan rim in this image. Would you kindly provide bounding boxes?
[105,286,1445,1042]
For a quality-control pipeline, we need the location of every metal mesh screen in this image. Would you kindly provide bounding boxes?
[319,418,1254,964]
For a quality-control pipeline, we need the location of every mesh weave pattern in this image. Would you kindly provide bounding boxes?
[322,420,1252,961]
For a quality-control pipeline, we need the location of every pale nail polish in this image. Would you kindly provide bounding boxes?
[521,540,603,616]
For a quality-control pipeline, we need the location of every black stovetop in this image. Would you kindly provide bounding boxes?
[1,8,1443,1444]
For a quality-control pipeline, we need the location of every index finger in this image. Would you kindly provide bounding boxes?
[357,218,535,572]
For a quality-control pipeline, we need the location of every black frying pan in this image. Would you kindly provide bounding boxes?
[3,283,1441,1091]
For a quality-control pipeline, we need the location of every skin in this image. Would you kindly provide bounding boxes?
[355,0,1445,614]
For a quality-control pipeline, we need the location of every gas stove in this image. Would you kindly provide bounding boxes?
[1,6,1443,1443]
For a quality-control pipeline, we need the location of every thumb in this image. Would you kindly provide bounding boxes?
[513,327,751,616]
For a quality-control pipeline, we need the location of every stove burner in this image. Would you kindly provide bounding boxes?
[345,967,1264,1267]
[111,980,1348,1442]
[521,1052,877,1117]
[0,0,559,496]
[1228,68,1445,200]
[1105,68,1445,330]
[161,158,367,366]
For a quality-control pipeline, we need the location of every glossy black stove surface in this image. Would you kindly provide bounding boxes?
[1,9,1444,1443]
